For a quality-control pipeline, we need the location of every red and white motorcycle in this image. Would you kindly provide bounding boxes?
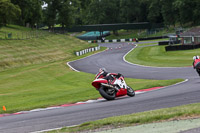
[92,73,135,100]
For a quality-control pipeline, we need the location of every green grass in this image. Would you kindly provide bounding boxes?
[125,78,182,90]
[0,31,96,71]
[56,103,200,133]
[126,44,200,67]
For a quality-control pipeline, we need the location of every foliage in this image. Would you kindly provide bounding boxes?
[0,0,21,26]
[10,0,42,28]
[2,0,200,29]
[147,0,163,23]
[42,0,80,29]
[57,0,80,28]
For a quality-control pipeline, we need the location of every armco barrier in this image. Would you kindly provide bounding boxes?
[138,36,168,41]
[159,40,180,46]
[88,36,168,43]
[165,44,200,51]
[159,41,169,45]
[75,46,100,56]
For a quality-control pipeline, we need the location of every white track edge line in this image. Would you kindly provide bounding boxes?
[66,47,108,72]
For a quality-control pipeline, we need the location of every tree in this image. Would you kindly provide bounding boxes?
[82,0,105,24]
[11,0,42,28]
[173,0,197,26]
[161,0,177,27]
[192,0,200,25]
[82,0,121,24]
[147,0,163,23]
[57,0,81,28]
[42,0,60,29]
[0,0,21,26]
[79,0,92,25]
[26,0,43,28]
[120,0,143,23]
[42,0,80,30]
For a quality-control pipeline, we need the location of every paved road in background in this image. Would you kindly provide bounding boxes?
[69,42,195,80]
[0,42,200,133]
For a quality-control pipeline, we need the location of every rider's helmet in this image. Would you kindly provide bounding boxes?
[193,55,200,60]
[99,68,106,73]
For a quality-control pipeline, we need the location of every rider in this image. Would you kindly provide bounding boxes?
[193,55,200,76]
[96,68,121,84]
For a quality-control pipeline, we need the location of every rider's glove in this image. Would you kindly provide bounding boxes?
[116,73,121,78]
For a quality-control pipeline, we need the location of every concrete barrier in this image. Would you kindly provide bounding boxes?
[75,46,101,56]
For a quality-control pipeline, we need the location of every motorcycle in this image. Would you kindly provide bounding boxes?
[194,62,200,76]
[92,73,135,100]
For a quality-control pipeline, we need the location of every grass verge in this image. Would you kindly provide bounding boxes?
[52,103,200,133]
[125,44,200,67]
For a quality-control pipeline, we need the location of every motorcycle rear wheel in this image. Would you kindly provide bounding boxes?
[99,86,116,100]
[127,86,135,97]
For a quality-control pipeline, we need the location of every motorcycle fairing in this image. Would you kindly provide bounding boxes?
[92,79,108,89]
[116,88,127,97]
[113,77,127,89]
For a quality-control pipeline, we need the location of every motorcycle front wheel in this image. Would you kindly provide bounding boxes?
[127,86,135,97]
[99,86,116,100]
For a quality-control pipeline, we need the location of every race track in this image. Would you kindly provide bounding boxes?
[0,42,200,133]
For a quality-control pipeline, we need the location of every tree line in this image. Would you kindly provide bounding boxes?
[1,0,200,29]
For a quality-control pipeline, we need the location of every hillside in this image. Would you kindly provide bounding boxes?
[0,25,97,71]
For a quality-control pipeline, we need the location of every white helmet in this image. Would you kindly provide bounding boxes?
[99,68,106,72]
[193,55,200,60]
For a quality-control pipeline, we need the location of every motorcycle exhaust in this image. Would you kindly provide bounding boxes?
[101,83,119,91]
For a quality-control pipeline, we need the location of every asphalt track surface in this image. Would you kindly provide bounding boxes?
[1,42,200,133]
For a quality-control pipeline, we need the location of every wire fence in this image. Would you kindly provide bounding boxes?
[0,30,50,40]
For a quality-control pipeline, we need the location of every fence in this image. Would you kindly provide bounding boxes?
[0,30,49,40]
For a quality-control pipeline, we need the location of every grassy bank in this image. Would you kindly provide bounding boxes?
[56,103,200,133]
[125,44,200,67]
[0,29,96,71]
